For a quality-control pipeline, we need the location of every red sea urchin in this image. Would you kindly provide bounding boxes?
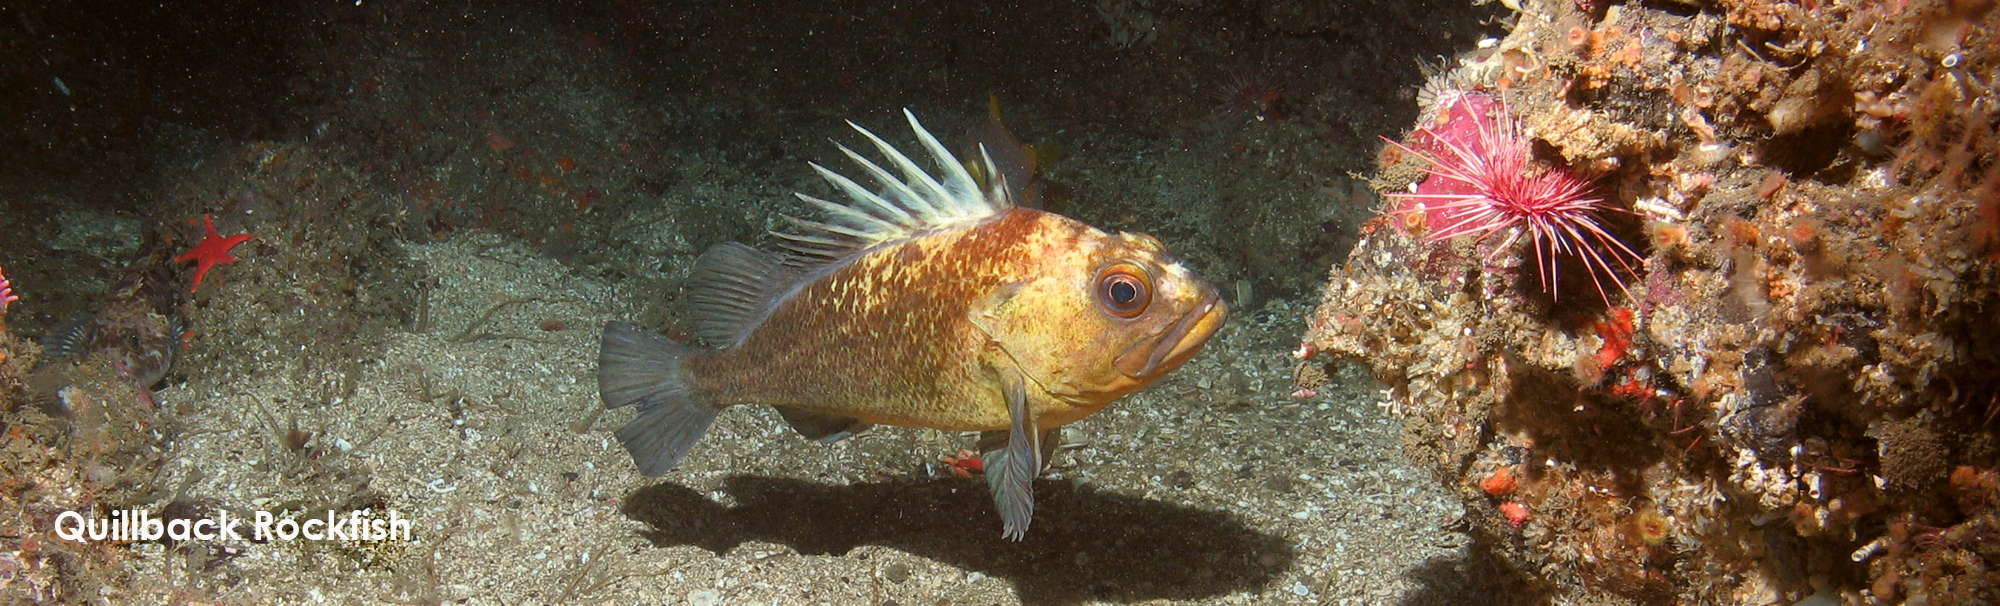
[1385,90,1642,304]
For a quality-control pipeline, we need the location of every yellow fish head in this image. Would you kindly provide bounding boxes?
[980,214,1227,418]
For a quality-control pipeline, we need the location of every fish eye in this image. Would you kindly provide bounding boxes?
[1095,264,1152,318]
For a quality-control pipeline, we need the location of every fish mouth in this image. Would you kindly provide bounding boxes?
[1115,290,1228,379]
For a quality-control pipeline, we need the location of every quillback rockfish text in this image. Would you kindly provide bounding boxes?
[53,508,413,543]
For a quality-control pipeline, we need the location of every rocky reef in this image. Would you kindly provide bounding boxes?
[0,284,172,602]
[1298,0,2000,603]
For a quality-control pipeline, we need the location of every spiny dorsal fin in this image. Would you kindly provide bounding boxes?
[773,109,1013,263]
[685,243,801,346]
[686,111,1009,347]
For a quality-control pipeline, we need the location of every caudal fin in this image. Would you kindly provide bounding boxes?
[599,321,719,477]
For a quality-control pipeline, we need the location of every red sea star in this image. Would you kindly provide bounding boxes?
[175,214,254,293]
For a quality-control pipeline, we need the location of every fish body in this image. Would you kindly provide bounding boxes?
[688,207,1208,431]
[43,233,189,388]
[601,111,1226,539]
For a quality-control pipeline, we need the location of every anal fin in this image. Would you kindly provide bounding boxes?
[773,406,873,444]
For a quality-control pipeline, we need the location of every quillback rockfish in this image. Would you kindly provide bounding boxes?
[42,231,189,391]
[600,110,1226,539]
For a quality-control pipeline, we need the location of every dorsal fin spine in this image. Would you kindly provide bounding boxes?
[807,161,911,224]
[977,145,1010,204]
[691,111,1009,348]
[766,110,1007,264]
[847,120,949,217]
[906,109,983,213]
[781,211,874,240]
[793,191,896,234]
[833,144,928,221]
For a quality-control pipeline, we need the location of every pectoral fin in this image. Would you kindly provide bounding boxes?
[981,370,1040,541]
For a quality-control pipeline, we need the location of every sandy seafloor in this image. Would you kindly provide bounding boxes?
[117,233,1497,605]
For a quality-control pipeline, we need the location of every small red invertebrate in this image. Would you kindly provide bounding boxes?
[175,214,255,293]
[1593,307,1635,369]
[941,449,984,477]
[1500,501,1531,527]
[1481,466,1519,496]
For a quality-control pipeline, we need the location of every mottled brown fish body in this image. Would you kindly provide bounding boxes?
[598,110,1224,538]
[42,233,189,389]
[686,209,1020,429]
[688,208,1112,430]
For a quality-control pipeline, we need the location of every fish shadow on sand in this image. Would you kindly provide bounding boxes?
[622,475,1294,605]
